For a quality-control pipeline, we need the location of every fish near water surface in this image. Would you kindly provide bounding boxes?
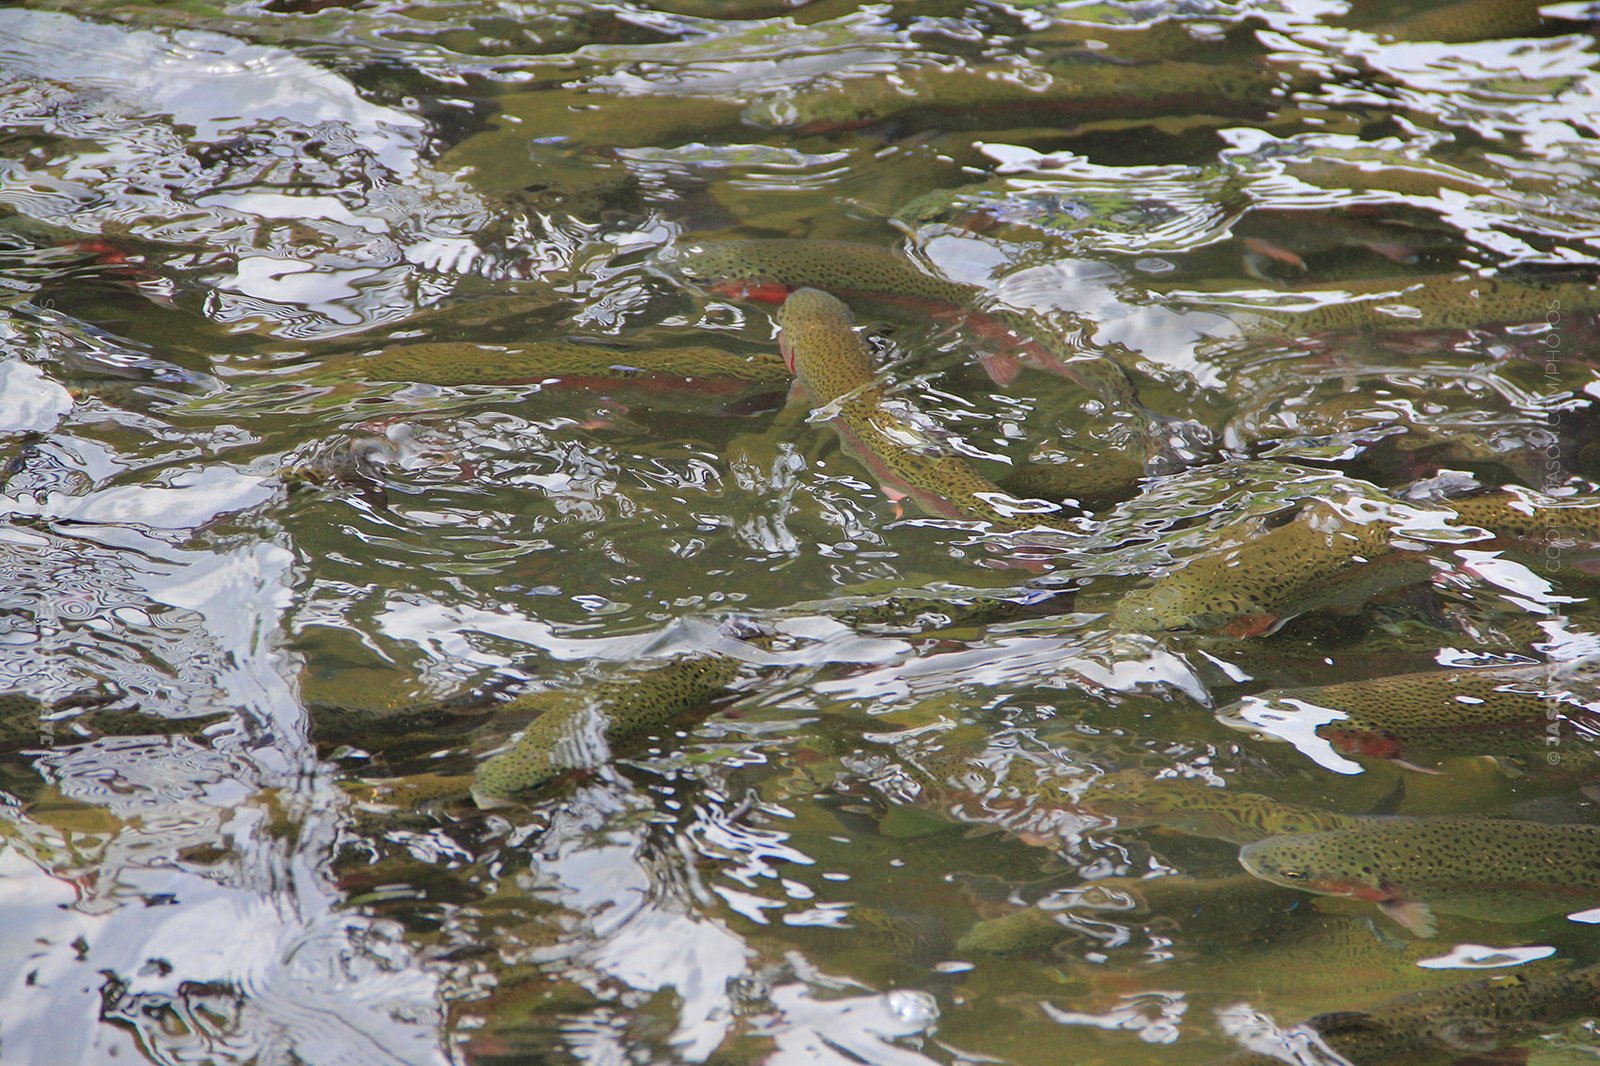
[1239,817,1600,936]
[1441,490,1600,575]
[674,238,1148,408]
[741,59,1281,135]
[1079,770,1369,845]
[957,874,1290,957]
[1367,0,1554,43]
[1109,502,1434,636]
[471,653,748,802]
[1222,667,1600,773]
[774,287,1073,535]
[354,340,790,394]
[1209,271,1600,339]
[1217,962,1600,1066]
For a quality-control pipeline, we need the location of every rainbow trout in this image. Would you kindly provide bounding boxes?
[1222,667,1600,771]
[355,341,788,392]
[1194,272,1600,338]
[0,690,226,750]
[774,287,1073,534]
[335,590,1045,806]
[1217,962,1600,1066]
[1240,817,1600,936]
[1080,770,1368,845]
[473,652,748,802]
[743,60,1278,133]
[1368,0,1551,42]
[675,238,1148,409]
[958,874,1288,956]
[1109,503,1434,636]
[999,446,1147,512]
[1442,489,1600,572]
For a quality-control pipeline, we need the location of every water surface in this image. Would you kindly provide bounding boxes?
[1,0,1599,1062]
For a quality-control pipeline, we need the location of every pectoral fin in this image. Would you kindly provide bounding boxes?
[1221,613,1280,638]
[979,351,1021,386]
[1379,898,1438,937]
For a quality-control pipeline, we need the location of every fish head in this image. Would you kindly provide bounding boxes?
[1238,833,1391,901]
[775,288,869,388]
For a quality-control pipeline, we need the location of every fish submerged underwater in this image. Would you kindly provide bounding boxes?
[1239,817,1600,937]
[13,0,1600,1062]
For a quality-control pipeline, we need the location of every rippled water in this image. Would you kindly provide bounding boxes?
[2,0,1600,1062]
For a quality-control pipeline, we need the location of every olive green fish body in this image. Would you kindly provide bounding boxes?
[1240,818,1600,935]
[473,653,745,800]
[311,693,504,764]
[677,239,1149,410]
[1000,449,1145,511]
[1246,668,1599,765]
[678,239,980,309]
[833,589,1055,631]
[1279,156,1493,200]
[356,341,789,391]
[0,690,224,749]
[1082,771,1366,844]
[345,772,478,808]
[957,901,1075,956]
[1443,491,1600,572]
[959,874,1285,956]
[775,288,1071,533]
[745,60,1277,132]
[1111,504,1431,635]
[1234,274,1600,337]
[1370,0,1550,42]
[1218,963,1600,1066]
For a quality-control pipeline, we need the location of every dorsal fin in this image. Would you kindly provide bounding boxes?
[1368,775,1407,816]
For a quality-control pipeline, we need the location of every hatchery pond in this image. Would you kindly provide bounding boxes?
[3,0,1600,1062]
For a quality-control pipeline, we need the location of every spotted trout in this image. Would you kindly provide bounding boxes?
[675,238,1149,409]
[338,590,1044,806]
[999,445,1147,512]
[1239,817,1600,936]
[1109,502,1435,636]
[1221,667,1600,772]
[743,59,1279,134]
[958,874,1289,956]
[1080,769,1369,845]
[1182,272,1600,338]
[472,652,748,802]
[1368,0,1551,43]
[1217,962,1600,1066]
[355,341,788,392]
[774,287,1072,534]
[1442,489,1600,574]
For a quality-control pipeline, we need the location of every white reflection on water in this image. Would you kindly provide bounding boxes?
[1043,990,1187,1046]
[0,503,452,1061]
[1215,1002,1352,1066]
[1417,943,1556,969]
[0,465,274,530]
[1220,695,1364,775]
[376,597,907,670]
[512,776,956,1062]
[761,984,941,1065]
[524,779,755,1061]
[817,629,1210,706]
[0,9,492,337]
[0,11,423,167]
[0,360,73,435]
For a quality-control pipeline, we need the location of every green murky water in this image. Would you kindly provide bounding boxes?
[2,0,1600,1061]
